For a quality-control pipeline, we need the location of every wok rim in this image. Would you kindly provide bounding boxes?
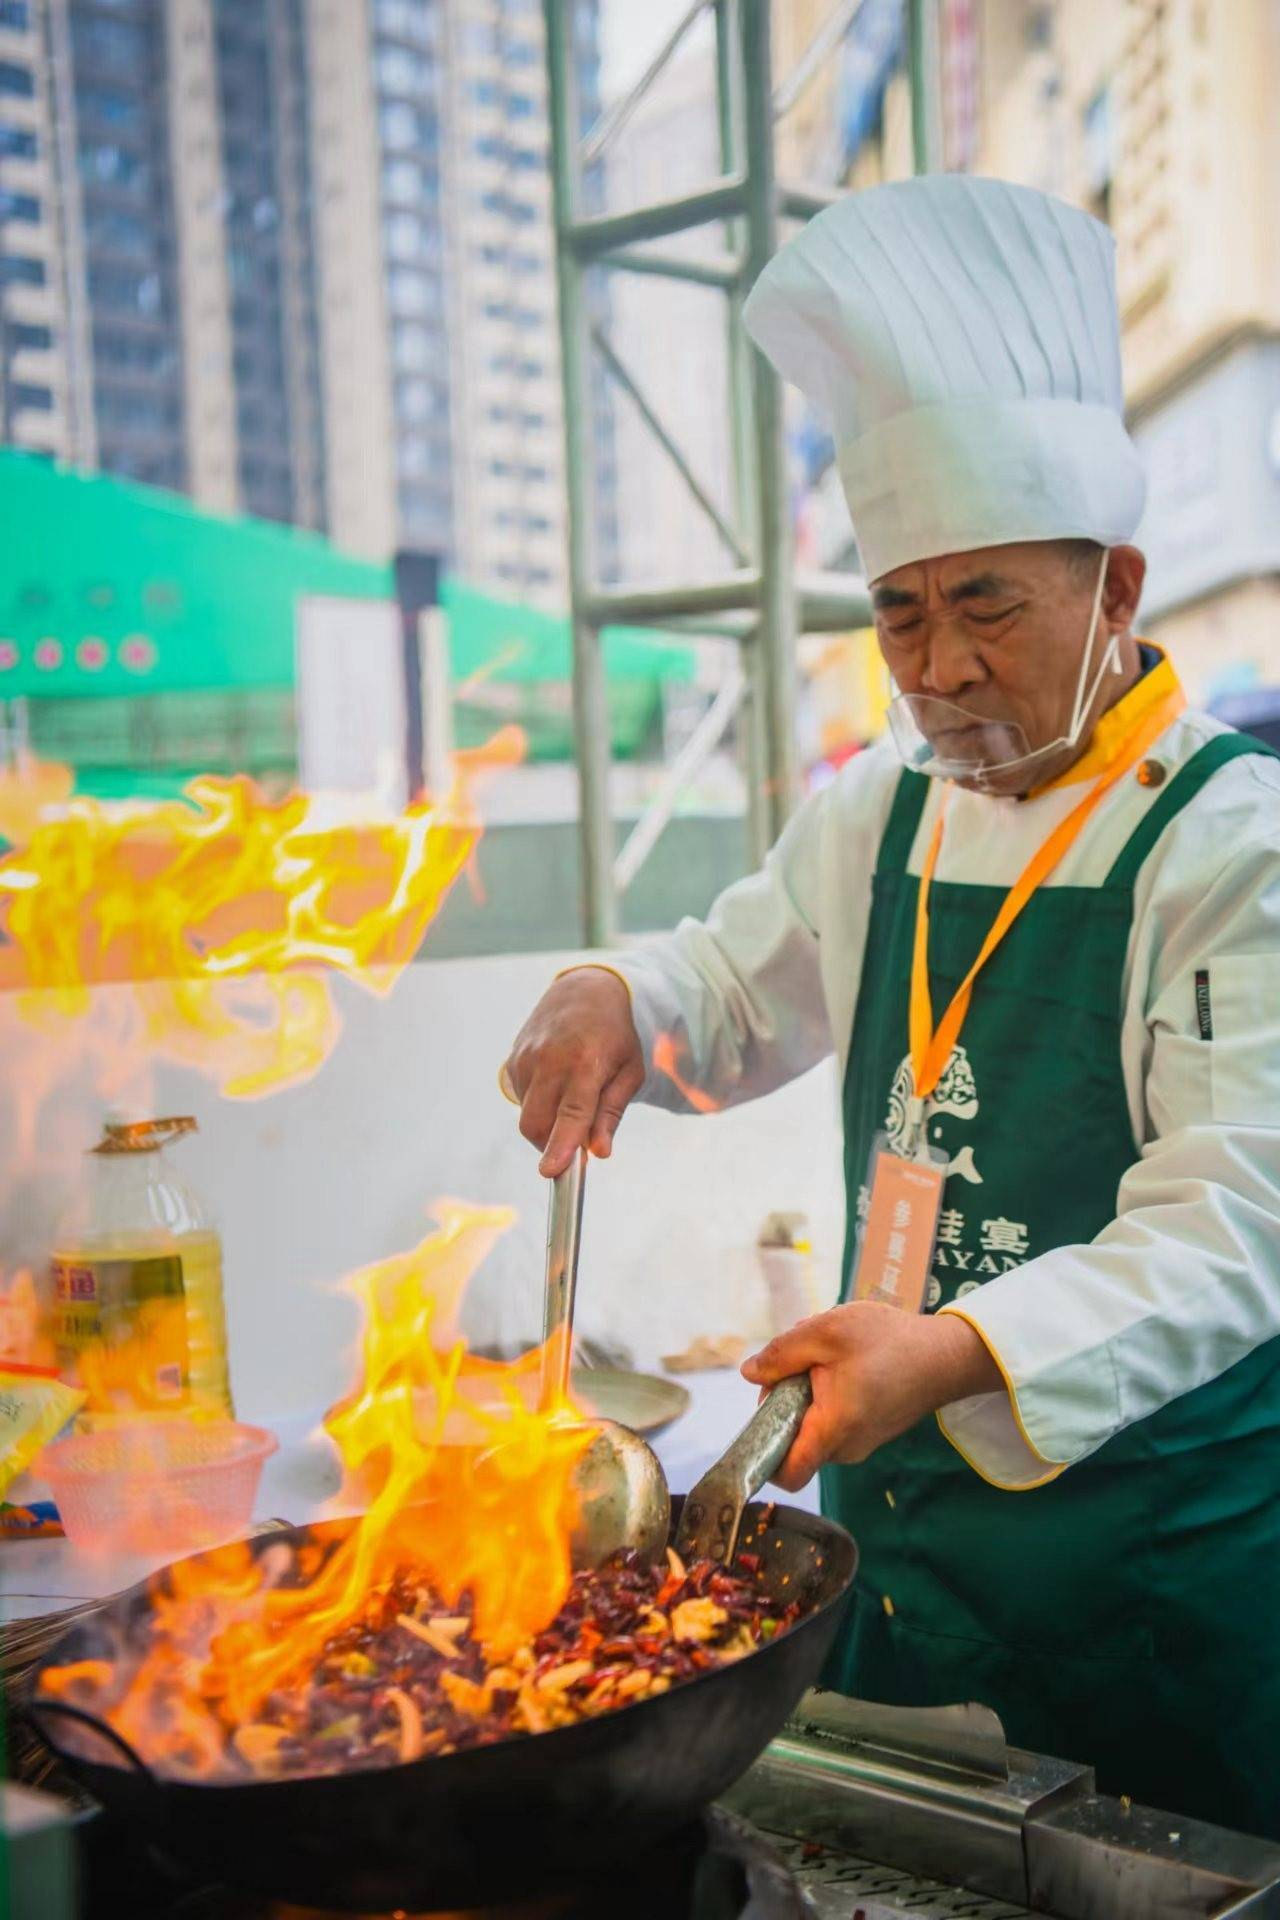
[30,1498,857,1795]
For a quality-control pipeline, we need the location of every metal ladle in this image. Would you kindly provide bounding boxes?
[541,1150,815,1571]
[540,1150,671,1569]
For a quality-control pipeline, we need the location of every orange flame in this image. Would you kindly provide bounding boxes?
[652,1031,721,1115]
[0,735,522,1098]
[41,1202,594,1772]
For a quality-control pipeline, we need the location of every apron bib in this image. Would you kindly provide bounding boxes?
[824,734,1280,1837]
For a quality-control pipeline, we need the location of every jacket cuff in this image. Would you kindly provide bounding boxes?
[934,1303,1067,1491]
[553,961,636,1005]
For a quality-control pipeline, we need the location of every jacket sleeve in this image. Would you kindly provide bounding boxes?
[936,801,1280,1490]
[599,784,839,1114]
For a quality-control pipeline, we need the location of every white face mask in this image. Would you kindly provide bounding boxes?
[885,550,1121,792]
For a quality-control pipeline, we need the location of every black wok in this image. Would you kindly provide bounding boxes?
[29,1497,856,1911]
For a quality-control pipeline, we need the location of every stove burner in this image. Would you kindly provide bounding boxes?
[81,1809,809,1920]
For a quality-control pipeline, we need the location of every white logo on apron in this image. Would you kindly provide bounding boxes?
[885,1046,984,1185]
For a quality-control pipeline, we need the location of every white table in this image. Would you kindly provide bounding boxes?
[0,1369,817,1624]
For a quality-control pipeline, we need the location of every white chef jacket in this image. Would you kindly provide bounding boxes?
[602,674,1280,1491]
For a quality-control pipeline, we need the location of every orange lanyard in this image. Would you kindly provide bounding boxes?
[907,686,1187,1135]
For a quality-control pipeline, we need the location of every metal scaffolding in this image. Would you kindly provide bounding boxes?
[544,0,887,947]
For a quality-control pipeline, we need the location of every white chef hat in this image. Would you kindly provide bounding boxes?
[744,175,1146,583]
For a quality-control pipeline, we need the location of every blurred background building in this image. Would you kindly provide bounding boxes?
[0,0,615,602]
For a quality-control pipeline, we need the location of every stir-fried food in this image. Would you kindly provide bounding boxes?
[43,1541,805,1781]
[229,1544,804,1776]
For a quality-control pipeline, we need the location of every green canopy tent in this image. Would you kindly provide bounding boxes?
[0,452,695,793]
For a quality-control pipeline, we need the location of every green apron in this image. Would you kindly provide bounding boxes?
[824,733,1280,1837]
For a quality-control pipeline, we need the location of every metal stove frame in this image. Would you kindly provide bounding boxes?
[723,1692,1280,1919]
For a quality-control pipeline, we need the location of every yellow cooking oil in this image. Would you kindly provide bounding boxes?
[49,1116,234,1422]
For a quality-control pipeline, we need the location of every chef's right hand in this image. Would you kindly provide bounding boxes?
[502,968,645,1177]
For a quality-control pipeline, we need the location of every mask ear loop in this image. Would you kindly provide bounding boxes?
[1066,548,1116,743]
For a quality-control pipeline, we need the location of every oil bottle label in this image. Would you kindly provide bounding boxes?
[51,1255,189,1411]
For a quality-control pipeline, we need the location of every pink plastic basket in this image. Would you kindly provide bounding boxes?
[41,1420,278,1556]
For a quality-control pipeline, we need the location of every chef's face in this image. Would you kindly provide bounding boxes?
[872,541,1146,795]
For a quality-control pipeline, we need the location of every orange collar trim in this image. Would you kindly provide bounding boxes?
[1027,644,1184,798]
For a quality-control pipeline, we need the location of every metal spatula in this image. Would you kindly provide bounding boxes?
[673,1373,813,1563]
[542,1152,814,1570]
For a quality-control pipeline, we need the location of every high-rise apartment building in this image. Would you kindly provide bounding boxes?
[0,0,610,605]
[0,0,78,463]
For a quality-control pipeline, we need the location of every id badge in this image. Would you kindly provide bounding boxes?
[851,1119,948,1314]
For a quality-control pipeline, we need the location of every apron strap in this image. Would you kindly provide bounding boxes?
[876,771,931,876]
[1106,732,1279,891]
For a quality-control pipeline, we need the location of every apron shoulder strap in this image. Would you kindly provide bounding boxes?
[1106,731,1279,891]
[877,770,931,876]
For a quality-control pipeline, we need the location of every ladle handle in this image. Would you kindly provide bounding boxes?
[539,1149,586,1410]
[674,1373,813,1565]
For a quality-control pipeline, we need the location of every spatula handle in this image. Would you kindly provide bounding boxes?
[674,1373,812,1565]
[539,1150,586,1409]
[719,1373,813,1492]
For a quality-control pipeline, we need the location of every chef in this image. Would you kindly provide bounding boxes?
[504,176,1280,1834]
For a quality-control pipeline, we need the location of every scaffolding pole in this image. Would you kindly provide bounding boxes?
[545,0,616,945]
[545,0,876,944]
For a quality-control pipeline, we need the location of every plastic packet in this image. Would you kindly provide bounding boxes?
[0,1363,85,1501]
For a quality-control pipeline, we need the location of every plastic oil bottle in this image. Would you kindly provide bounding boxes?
[49,1116,234,1421]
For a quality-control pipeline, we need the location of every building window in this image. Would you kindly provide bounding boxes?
[0,2,31,28]
[10,383,53,411]
[0,188,39,221]
[87,262,164,311]
[379,100,425,150]
[85,206,151,256]
[396,378,439,424]
[10,320,51,350]
[374,0,436,46]
[79,140,145,185]
[96,386,179,430]
[0,122,35,156]
[399,439,434,478]
[101,335,166,379]
[392,320,443,372]
[0,58,33,95]
[386,211,436,263]
[382,157,420,202]
[76,86,142,130]
[71,15,146,74]
[387,265,436,316]
[376,44,432,93]
[0,253,43,284]
[468,79,498,107]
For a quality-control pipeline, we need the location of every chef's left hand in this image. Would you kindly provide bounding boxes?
[742,1303,1002,1490]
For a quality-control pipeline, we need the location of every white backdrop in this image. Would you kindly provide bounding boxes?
[0,952,845,1424]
